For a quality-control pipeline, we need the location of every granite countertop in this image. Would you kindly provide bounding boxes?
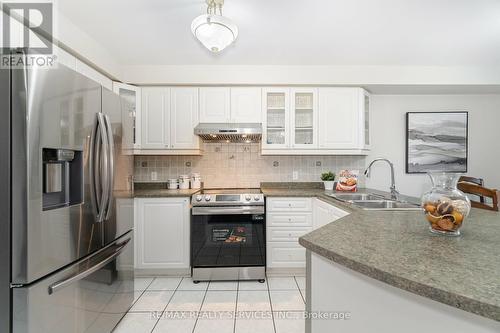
[262,182,500,322]
[132,182,201,198]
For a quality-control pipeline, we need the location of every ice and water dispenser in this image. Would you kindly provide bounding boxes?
[42,148,83,210]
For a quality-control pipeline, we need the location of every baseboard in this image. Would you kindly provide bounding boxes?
[266,267,306,276]
[134,268,191,277]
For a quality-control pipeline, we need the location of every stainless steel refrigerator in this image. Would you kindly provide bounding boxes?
[0,55,135,333]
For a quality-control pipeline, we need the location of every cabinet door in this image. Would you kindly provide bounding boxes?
[170,87,200,149]
[135,198,190,269]
[75,59,113,90]
[113,82,141,149]
[199,87,230,123]
[230,88,262,123]
[318,88,361,149]
[290,88,318,149]
[313,199,333,229]
[267,242,306,268]
[362,91,371,150]
[141,87,170,149]
[262,88,290,149]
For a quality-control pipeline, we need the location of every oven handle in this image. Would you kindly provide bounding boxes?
[192,206,265,215]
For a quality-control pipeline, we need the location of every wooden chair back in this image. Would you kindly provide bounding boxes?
[457,182,499,212]
[458,176,485,203]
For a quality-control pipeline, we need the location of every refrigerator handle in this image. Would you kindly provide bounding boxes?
[96,112,110,223]
[47,238,131,295]
[88,115,100,221]
[103,114,115,220]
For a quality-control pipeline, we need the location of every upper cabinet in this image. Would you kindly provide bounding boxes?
[262,88,318,151]
[199,87,230,123]
[113,82,141,149]
[262,87,369,154]
[170,87,200,149]
[230,88,262,123]
[318,88,369,151]
[140,87,200,153]
[198,87,261,123]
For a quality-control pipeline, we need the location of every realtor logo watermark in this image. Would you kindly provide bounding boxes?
[1,2,57,68]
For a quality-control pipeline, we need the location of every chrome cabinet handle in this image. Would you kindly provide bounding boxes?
[48,238,130,295]
[104,114,115,220]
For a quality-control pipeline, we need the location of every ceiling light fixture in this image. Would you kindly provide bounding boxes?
[191,0,238,53]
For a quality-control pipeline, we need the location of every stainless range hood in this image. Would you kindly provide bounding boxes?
[194,123,262,142]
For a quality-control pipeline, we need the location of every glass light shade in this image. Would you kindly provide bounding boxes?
[191,14,238,52]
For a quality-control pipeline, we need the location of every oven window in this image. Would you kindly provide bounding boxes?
[192,214,265,267]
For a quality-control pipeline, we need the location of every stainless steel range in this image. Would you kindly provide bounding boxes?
[191,189,266,283]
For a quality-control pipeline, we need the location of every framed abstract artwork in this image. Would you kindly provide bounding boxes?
[406,112,468,174]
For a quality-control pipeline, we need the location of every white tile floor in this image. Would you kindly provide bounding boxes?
[113,276,306,333]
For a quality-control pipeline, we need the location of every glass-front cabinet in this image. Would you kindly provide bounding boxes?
[290,88,318,148]
[113,82,141,149]
[262,88,290,149]
[262,88,318,150]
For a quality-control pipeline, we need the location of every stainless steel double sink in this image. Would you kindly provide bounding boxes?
[328,193,422,211]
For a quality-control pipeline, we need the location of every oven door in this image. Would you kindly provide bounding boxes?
[191,206,265,268]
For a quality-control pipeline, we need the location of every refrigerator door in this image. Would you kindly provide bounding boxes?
[11,63,106,284]
[12,231,134,333]
[101,88,135,244]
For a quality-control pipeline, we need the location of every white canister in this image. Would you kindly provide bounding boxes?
[167,179,178,190]
[179,175,190,190]
[191,173,201,189]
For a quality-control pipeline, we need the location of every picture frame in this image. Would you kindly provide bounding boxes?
[406,112,468,174]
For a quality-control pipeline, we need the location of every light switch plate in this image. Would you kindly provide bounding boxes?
[292,171,299,180]
[151,171,158,181]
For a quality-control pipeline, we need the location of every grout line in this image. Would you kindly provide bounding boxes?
[150,277,183,333]
[265,276,278,333]
[294,276,306,304]
[191,280,209,333]
[233,279,240,333]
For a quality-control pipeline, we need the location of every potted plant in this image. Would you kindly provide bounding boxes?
[321,171,336,191]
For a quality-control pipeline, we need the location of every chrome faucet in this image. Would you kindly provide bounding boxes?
[364,158,400,200]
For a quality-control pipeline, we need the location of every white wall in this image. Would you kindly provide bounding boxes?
[365,94,500,198]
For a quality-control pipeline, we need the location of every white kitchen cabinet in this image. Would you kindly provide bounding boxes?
[75,59,113,90]
[266,197,313,270]
[141,87,170,149]
[199,87,231,123]
[140,87,200,153]
[170,87,200,149]
[290,88,319,149]
[199,87,262,123]
[135,198,190,270]
[313,198,349,229]
[54,45,77,70]
[113,82,141,149]
[318,88,368,150]
[262,88,291,149]
[230,87,262,123]
[262,88,319,151]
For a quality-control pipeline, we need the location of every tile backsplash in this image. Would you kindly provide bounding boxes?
[134,143,366,188]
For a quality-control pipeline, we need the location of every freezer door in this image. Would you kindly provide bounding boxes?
[13,232,134,333]
[11,62,106,284]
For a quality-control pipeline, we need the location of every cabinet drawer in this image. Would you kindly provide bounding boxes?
[267,197,312,212]
[268,213,312,227]
[268,227,312,242]
[267,242,306,268]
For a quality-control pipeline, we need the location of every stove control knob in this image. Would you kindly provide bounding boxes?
[254,196,261,201]
[195,195,203,202]
[204,195,211,202]
[245,195,252,201]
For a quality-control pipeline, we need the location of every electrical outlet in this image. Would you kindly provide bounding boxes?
[293,171,299,180]
[151,171,158,181]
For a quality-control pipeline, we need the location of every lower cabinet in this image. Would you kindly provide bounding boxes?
[313,198,349,229]
[266,197,313,269]
[134,197,190,270]
[266,197,349,270]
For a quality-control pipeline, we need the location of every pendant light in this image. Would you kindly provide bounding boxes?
[191,0,238,53]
